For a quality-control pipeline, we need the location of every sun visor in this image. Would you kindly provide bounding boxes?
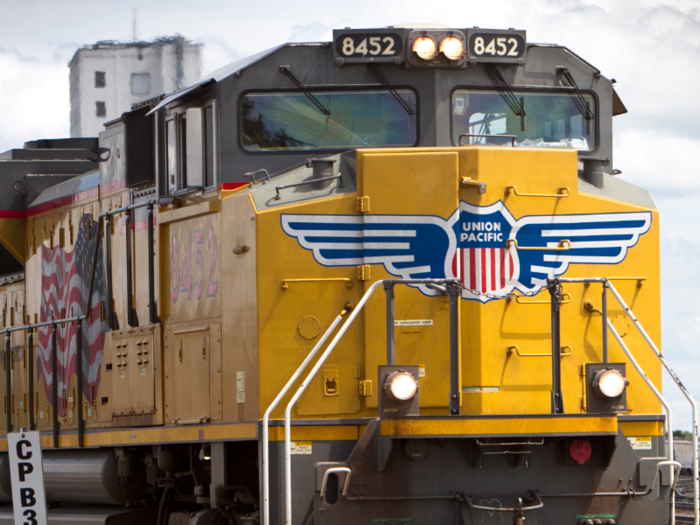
[612,88,628,116]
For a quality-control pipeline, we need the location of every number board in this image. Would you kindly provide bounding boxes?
[465,29,526,64]
[333,30,406,64]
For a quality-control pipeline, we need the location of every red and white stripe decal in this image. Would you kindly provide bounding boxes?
[458,248,514,294]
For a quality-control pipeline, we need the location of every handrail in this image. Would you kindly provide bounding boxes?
[506,186,570,198]
[507,292,571,304]
[506,239,571,251]
[606,282,699,525]
[261,308,348,525]
[320,467,352,504]
[281,278,352,290]
[282,278,458,525]
[465,491,543,512]
[508,345,572,357]
[458,133,517,147]
[608,320,678,524]
[274,173,344,201]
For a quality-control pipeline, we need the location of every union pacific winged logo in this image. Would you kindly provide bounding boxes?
[281,202,652,302]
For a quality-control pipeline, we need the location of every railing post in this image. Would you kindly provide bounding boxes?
[5,333,12,433]
[105,214,116,330]
[547,278,564,414]
[448,282,461,415]
[384,281,395,366]
[52,323,59,448]
[28,328,35,430]
[125,208,139,327]
[602,281,608,363]
[76,319,84,447]
[148,203,158,325]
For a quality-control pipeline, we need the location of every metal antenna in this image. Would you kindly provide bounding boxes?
[131,8,139,42]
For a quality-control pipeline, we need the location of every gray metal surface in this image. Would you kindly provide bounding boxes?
[146,32,620,190]
[250,151,356,210]
[308,419,669,525]
[0,449,135,505]
[28,170,100,209]
[578,171,657,209]
[0,505,157,525]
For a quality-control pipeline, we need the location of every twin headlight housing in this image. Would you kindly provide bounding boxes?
[408,30,466,66]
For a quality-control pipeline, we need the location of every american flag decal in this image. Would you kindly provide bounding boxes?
[37,215,107,415]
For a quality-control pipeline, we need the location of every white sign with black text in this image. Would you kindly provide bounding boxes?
[8,431,48,525]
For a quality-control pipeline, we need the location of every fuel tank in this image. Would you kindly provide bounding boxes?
[0,449,147,505]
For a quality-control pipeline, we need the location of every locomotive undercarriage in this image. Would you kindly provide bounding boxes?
[0,414,667,525]
[303,418,671,525]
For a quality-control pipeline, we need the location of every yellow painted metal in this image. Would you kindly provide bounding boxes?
[0,144,664,447]
[267,425,359,442]
[381,416,618,437]
[619,420,664,437]
[0,217,25,264]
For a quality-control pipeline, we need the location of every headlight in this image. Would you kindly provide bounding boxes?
[412,36,437,60]
[439,36,464,60]
[385,371,418,401]
[593,369,627,398]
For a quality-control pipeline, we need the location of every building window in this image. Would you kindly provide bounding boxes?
[96,101,106,118]
[95,71,106,88]
[131,73,151,96]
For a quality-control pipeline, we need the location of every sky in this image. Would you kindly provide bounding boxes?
[1,0,699,428]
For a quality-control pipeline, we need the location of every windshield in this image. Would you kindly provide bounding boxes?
[241,89,417,152]
[451,90,596,150]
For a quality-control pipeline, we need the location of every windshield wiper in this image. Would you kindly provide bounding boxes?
[366,64,415,116]
[485,65,526,131]
[557,66,594,120]
[279,66,330,116]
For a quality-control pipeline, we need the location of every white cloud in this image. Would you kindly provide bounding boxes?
[615,129,700,196]
[0,51,68,152]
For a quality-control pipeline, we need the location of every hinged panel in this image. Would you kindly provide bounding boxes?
[131,326,157,416]
[112,329,132,416]
[170,324,211,422]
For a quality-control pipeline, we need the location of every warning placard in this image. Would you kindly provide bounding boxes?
[627,436,652,450]
[394,320,433,327]
[8,431,48,525]
[291,441,312,455]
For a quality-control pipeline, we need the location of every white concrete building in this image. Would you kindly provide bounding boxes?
[69,36,202,138]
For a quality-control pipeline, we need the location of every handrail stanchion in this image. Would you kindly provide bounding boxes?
[385,282,395,366]
[602,281,608,363]
[547,278,564,414]
[148,203,158,324]
[76,319,84,448]
[261,307,349,525]
[52,322,59,448]
[448,283,461,415]
[5,333,12,433]
[28,327,35,430]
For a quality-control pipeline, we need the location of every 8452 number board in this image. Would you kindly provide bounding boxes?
[333,30,405,64]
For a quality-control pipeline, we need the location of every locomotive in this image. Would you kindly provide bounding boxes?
[0,24,696,525]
